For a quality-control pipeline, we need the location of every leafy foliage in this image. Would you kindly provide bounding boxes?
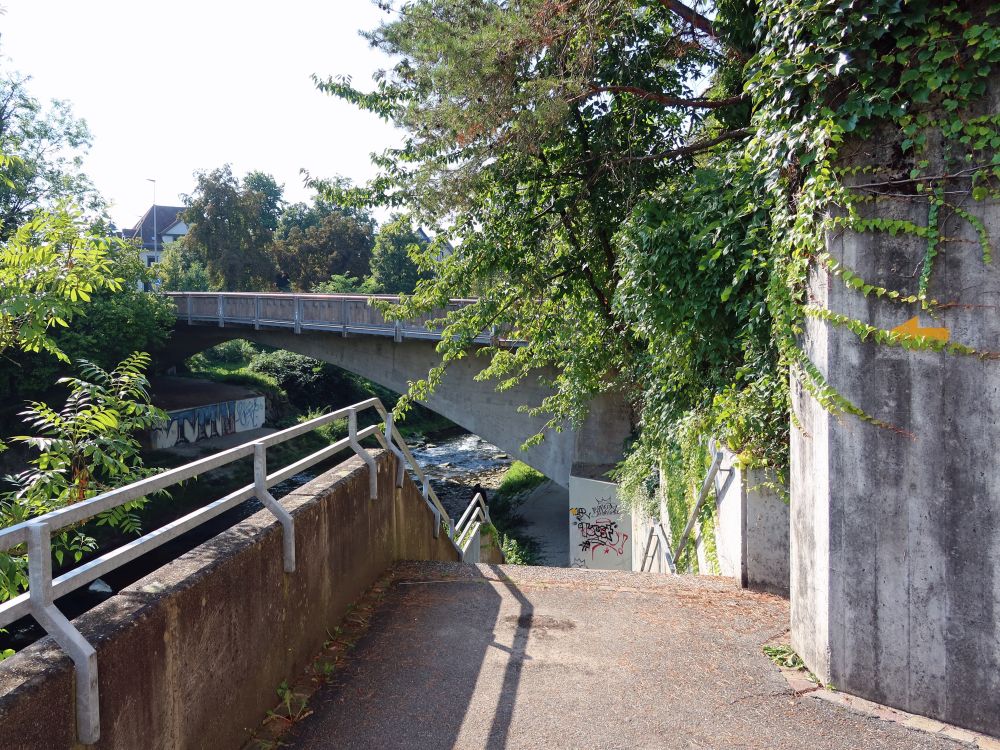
[156,240,212,291]
[0,70,104,238]
[271,197,375,291]
[0,353,166,601]
[311,273,379,294]
[318,0,730,448]
[323,0,1000,533]
[0,235,174,402]
[248,350,364,410]
[367,216,429,294]
[179,165,284,291]
[0,207,124,362]
[746,0,1000,429]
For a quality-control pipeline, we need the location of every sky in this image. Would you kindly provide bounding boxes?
[0,0,402,230]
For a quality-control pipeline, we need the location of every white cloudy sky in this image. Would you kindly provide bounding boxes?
[0,0,402,229]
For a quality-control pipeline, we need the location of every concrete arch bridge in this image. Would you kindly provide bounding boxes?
[162,292,632,488]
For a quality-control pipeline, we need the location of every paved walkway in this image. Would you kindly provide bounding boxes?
[283,563,964,750]
[517,480,569,567]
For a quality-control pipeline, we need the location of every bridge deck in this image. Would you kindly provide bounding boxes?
[280,563,961,750]
[166,291,505,345]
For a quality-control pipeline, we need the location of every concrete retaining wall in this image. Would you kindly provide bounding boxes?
[715,452,790,595]
[633,453,789,596]
[0,451,459,749]
[149,395,266,449]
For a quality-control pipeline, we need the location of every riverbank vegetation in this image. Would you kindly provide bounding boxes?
[182,340,455,438]
[0,66,177,605]
[488,461,547,564]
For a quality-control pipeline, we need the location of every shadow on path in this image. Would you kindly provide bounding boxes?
[281,563,967,750]
[281,562,507,749]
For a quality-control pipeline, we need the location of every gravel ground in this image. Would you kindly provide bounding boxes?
[282,563,966,750]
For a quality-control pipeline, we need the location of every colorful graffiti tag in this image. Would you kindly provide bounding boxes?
[568,477,632,571]
[573,516,628,558]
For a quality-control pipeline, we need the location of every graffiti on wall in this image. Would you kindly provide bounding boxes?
[236,397,264,431]
[572,515,628,557]
[568,477,632,571]
[150,396,266,449]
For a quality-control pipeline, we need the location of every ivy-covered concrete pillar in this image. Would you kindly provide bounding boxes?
[791,120,1000,735]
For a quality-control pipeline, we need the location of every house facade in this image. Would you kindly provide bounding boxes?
[121,205,188,268]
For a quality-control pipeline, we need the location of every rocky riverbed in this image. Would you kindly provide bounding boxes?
[405,432,513,519]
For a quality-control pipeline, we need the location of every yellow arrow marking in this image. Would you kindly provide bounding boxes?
[891,316,950,342]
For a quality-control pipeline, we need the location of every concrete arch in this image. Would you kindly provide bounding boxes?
[162,322,632,488]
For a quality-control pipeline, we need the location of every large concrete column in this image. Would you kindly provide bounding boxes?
[792,130,1000,734]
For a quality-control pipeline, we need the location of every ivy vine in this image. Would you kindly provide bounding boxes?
[748,0,1000,438]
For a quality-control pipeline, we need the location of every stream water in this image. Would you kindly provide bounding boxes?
[406,433,512,519]
[0,431,509,654]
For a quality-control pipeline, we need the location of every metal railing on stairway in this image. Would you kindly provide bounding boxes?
[454,492,492,564]
[0,396,487,744]
[639,440,735,574]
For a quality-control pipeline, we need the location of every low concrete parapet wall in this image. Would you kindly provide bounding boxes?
[714,451,790,595]
[0,451,458,749]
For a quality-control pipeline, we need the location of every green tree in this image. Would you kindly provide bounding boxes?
[0,71,104,239]
[156,240,212,292]
[243,170,284,233]
[311,273,379,294]
[271,196,375,290]
[0,205,124,362]
[0,71,123,364]
[322,0,1000,504]
[247,349,358,410]
[179,165,283,291]
[318,0,735,445]
[368,216,428,294]
[0,353,166,601]
[0,234,175,402]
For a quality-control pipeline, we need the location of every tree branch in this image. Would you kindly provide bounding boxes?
[577,86,748,109]
[659,0,716,39]
[617,127,752,164]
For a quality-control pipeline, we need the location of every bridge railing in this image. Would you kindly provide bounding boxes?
[166,291,500,344]
[0,396,473,744]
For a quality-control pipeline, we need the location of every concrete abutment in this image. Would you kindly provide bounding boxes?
[791,123,1000,735]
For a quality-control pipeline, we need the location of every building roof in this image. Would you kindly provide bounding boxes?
[121,205,186,251]
[416,227,455,258]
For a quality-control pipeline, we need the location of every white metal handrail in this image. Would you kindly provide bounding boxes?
[0,396,456,744]
[640,442,731,574]
[454,492,493,563]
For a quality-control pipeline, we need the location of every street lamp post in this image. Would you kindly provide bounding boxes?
[146,178,157,260]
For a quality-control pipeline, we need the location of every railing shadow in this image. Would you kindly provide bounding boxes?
[484,563,533,750]
[282,562,538,750]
